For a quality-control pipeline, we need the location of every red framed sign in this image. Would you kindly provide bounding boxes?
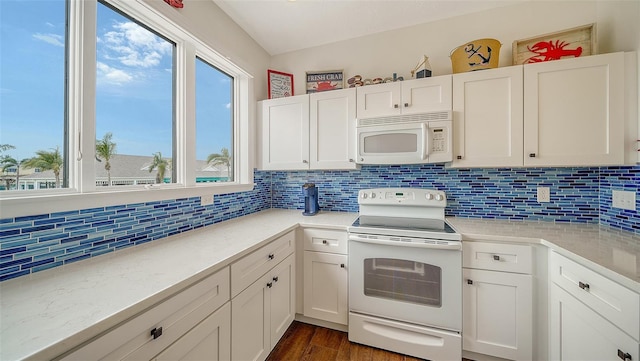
[267,69,294,99]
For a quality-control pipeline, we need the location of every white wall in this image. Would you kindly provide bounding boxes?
[270,0,640,98]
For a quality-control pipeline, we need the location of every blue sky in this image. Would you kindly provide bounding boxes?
[1,0,232,162]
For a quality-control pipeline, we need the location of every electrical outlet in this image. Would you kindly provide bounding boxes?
[201,194,214,206]
[537,187,550,203]
[612,190,636,211]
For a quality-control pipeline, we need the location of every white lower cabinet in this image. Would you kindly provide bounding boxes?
[550,283,637,361]
[303,251,348,324]
[58,267,231,361]
[462,241,533,360]
[231,253,295,361]
[301,228,349,326]
[549,251,639,361]
[153,302,230,361]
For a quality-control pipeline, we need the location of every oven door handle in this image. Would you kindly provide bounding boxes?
[348,234,461,250]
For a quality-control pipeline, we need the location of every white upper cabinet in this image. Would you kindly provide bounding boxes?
[259,89,358,171]
[259,94,310,170]
[452,66,524,168]
[356,76,452,119]
[523,52,625,167]
[310,88,357,169]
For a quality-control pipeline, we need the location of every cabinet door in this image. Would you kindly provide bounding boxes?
[401,76,452,114]
[463,268,533,360]
[310,88,357,170]
[269,254,295,346]
[260,94,310,170]
[303,251,348,325]
[231,276,270,361]
[524,52,625,166]
[356,82,401,118]
[153,302,231,361]
[452,66,523,167]
[550,284,638,361]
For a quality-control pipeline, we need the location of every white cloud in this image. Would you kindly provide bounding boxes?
[226,103,231,109]
[97,62,133,85]
[33,33,64,47]
[99,21,172,68]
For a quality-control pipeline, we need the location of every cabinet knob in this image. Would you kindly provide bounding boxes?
[268,253,274,260]
[467,279,473,285]
[493,255,500,261]
[456,155,462,160]
[273,276,279,282]
[267,282,273,288]
[404,103,409,108]
[322,240,328,244]
[340,263,345,268]
[618,349,632,360]
[303,160,308,164]
[579,281,590,291]
[150,327,163,340]
[394,104,399,109]
[349,159,354,162]
[529,153,536,158]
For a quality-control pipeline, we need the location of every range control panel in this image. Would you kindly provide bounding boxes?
[358,188,447,207]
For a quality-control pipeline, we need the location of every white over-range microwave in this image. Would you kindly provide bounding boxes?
[356,111,452,165]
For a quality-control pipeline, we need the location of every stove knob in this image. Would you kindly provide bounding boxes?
[425,193,434,200]
[370,192,376,199]
[361,192,368,199]
[435,194,444,201]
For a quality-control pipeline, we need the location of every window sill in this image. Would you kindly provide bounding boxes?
[0,183,255,219]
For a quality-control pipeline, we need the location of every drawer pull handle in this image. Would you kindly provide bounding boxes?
[267,282,273,288]
[394,104,399,109]
[340,263,345,268]
[467,279,473,285]
[273,276,279,282]
[151,327,163,340]
[322,240,328,244]
[579,281,590,291]
[618,349,632,360]
[529,153,536,158]
[268,254,274,260]
[404,103,409,108]
[493,255,500,261]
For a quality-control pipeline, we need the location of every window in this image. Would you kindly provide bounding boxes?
[195,57,233,184]
[0,0,67,191]
[95,1,175,187]
[0,0,253,215]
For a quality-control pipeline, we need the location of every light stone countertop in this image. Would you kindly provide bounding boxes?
[446,217,640,292]
[0,209,358,361]
[2,210,639,361]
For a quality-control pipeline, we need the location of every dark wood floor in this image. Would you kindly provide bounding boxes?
[266,321,470,361]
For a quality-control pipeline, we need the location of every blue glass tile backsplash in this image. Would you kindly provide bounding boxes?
[1,164,638,281]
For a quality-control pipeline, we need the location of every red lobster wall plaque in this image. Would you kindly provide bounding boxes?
[164,0,184,9]
[525,40,582,63]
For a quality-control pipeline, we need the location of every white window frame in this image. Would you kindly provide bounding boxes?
[0,0,254,219]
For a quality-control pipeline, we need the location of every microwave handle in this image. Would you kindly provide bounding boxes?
[421,123,429,160]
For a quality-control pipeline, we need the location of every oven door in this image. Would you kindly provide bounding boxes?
[348,233,462,331]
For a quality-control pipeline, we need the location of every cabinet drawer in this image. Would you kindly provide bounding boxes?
[231,230,295,297]
[550,251,639,341]
[59,267,230,361]
[303,228,347,254]
[463,242,532,274]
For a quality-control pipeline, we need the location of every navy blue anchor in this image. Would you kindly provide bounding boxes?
[464,43,492,68]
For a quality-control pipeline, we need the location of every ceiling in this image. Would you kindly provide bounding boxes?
[213,0,526,56]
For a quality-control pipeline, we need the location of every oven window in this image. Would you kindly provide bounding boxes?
[363,133,417,153]
[363,258,441,307]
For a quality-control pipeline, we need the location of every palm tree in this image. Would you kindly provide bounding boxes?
[1,156,27,190]
[96,132,117,186]
[23,147,64,188]
[148,152,170,184]
[206,147,232,181]
[0,144,15,153]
